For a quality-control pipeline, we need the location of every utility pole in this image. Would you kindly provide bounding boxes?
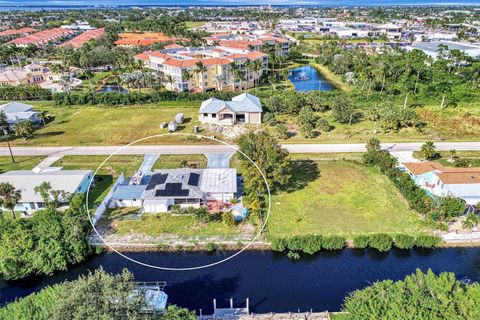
[3,129,14,163]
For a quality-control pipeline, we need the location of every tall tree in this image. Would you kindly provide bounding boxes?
[0,182,21,219]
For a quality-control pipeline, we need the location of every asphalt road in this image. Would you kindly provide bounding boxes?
[1,141,480,156]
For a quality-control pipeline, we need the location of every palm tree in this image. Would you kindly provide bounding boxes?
[39,110,49,126]
[213,74,223,92]
[420,141,437,160]
[228,62,238,92]
[244,60,254,90]
[165,74,175,91]
[235,68,245,92]
[462,213,479,230]
[0,182,21,219]
[194,61,207,92]
[251,59,264,90]
[181,69,193,92]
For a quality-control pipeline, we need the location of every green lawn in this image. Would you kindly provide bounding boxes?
[0,156,45,173]
[185,21,206,28]
[53,155,144,205]
[152,154,207,169]
[413,150,480,167]
[6,102,201,146]
[100,208,242,237]
[267,160,427,238]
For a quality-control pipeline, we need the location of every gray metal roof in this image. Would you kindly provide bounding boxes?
[142,168,237,200]
[111,184,146,200]
[199,93,262,114]
[0,101,34,113]
[0,169,93,203]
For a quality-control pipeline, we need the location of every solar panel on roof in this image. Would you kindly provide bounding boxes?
[188,173,200,186]
[145,184,156,190]
[150,173,168,185]
[156,189,189,197]
[165,183,182,190]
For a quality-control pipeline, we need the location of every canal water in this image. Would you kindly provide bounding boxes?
[2,248,480,313]
[288,65,334,92]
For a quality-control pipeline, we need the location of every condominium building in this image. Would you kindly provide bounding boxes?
[7,27,76,47]
[134,45,268,92]
[204,33,291,57]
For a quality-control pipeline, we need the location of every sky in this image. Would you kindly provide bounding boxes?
[1,0,480,6]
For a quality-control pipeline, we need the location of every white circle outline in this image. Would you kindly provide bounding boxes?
[85,133,271,271]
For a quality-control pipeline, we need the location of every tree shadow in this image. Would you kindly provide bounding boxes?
[282,160,320,193]
[34,131,65,138]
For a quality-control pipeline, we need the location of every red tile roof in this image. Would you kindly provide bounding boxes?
[134,52,151,61]
[403,162,444,175]
[0,27,36,37]
[7,28,76,45]
[164,43,184,49]
[60,28,104,48]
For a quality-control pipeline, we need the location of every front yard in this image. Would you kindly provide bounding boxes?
[267,160,427,238]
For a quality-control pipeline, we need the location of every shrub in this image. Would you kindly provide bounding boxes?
[394,234,416,249]
[415,235,442,248]
[368,234,393,252]
[205,242,217,252]
[287,251,301,260]
[322,235,346,250]
[221,212,236,226]
[271,237,288,252]
[353,235,369,249]
[0,85,52,101]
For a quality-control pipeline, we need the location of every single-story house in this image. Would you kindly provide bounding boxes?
[0,101,41,126]
[109,184,146,208]
[0,168,93,213]
[110,168,237,213]
[403,161,480,206]
[199,93,262,125]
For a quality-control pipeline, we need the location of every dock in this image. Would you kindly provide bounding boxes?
[199,299,331,319]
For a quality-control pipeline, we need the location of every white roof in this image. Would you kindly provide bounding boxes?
[444,184,480,205]
[0,170,92,202]
[200,169,237,194]
[199,93,262,114]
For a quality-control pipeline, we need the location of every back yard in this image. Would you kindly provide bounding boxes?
[267,160,427,238]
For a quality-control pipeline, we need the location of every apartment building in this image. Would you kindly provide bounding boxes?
[135,45,268,92]
[204,33,291,57]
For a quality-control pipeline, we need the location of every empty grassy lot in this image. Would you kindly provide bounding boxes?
[7,102,201,146]
[275,101,480,144]
[0,156,45,173]
[267,160,427,238]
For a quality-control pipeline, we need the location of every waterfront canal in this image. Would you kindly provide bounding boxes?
[288,65,334,92]
[2,248,480,313]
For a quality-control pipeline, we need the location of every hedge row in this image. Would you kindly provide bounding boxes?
[0,85,52,101]
[352,234,442,252]
[51,91,238,106]
[271,234,442,255]
[271,234,346,254]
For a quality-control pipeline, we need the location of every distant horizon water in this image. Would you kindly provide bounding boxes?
[1,0,480,9]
